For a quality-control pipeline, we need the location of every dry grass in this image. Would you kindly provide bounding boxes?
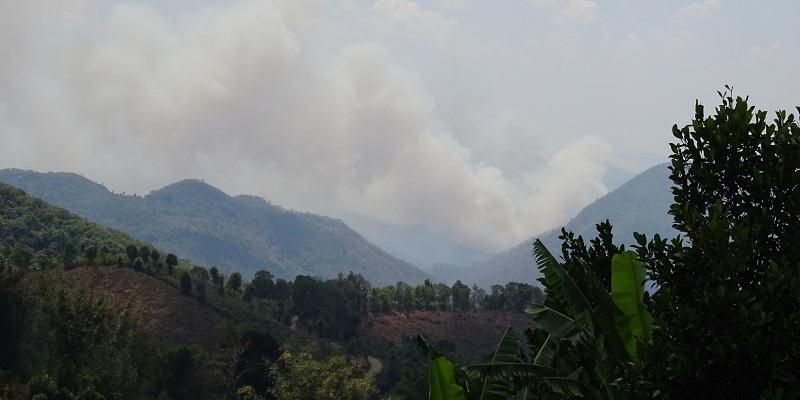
[66,266,226,351]
[361,310,533,362]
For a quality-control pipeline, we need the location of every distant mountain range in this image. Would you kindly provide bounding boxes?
[431,163,676,288]
[0,169,429,286]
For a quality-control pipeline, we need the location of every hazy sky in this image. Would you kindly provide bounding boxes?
[1,0,798,252]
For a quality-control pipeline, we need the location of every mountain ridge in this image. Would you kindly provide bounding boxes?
[0,169,429,286]
[432,163,676,287]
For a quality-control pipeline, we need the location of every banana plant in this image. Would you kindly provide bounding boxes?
[418,335,466,400]
[462,236,652,399]
[610,251,652,357]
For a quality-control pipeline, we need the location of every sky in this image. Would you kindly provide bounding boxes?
[1,0,798,253]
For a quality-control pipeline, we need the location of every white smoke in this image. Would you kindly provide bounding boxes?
[0,0,613,251]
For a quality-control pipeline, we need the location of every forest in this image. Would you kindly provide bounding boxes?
[1,92,799,400]
[0,179,540,399]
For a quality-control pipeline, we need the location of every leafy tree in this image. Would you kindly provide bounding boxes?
[164,346,199,399]
[469,285,487,310]
[133,257,144,272]
[433,283,451,311]
[335,272,370,314]
[415,279,435,310]
[268,346,377,400]
[236,330,281,396]
[139,245,151,264]
[451,281,471,311]
[35,277,141,397]
[151,248,161,267]
[125,245,138,266]
[98,245,109,265]
[227,272,243,292]
[377,337,428,399]
[636,92,800,398]
[180,271,192,295]
[10,244,33,270]
[190,266,210,283]
[32,250,59,271]
[210,266,221,285]
[63,242,78,267]
[395,282,414,314]
[243,284,254,303]
[251,270,275,299]
[0,266,26,372]
[165,253,178,275]
[274,278,291,301]
[83,244,97,266]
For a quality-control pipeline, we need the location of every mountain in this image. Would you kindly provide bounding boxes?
[437,163,676,287]
[339,211,490,269]
[0,170,429,285]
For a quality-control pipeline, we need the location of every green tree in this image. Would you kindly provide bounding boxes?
[139,246,151,264]
[210,266,221,285]
[274,278,291,301]
[227,272,242,292]
[268,347,377,400]
[125,245,138,266]
[10,245,33,270]
[415,279,435,310]
[450,281,470,311]
[63,242,78,268]
[469,284,486,310]
[433,283,451,311]
[243,284,254,303]
[83,244,97,266]
[98,245,109,265]
[32,250,59,271]
[251,270,274,299]
[151,248,161,267]
[165,253,178,276]
[133,257,144,272]
[636,92,800,398]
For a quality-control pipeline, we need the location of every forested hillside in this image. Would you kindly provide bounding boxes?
[437,163,675,287]
[0,182,290,398]
[0,170,429,286]
[0,182,540,399]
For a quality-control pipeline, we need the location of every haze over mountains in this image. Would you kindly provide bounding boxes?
[0,163,674,288]
[339,211,490,268]
[431,163,676,287]
[0,169,428,286]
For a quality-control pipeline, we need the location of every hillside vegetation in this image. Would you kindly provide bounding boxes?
[0,182,539,399]
[0,171,429,286]
[0,182,313,398]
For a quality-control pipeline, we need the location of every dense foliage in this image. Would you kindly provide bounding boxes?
[422,92,800,399]
[636,92,800,398]
[0,266,212,399]
[0,173,429,286]
[0,183,144,270]
[267,344,378,400]
[0,184,284,400]
[0,181,543,399]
